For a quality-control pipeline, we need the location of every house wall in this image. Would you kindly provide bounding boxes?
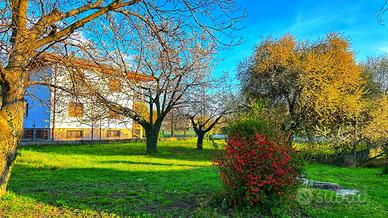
[50,66,134,130]
[52,128,133,141]
[23,65,144,141]
[23,68,52,129]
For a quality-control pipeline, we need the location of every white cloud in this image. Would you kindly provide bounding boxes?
[378,47,388,53]
[67,31,93,47]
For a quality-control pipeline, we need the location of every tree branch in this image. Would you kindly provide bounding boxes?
[33,0,141,50]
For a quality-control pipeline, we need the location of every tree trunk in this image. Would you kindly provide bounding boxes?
[197,132,205,151]
[144,126,160,153]
[0,68,26,195]
[352,141,358,166]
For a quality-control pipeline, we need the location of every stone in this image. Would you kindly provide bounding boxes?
[311,181,341,191]
[300,177,360,196]
[336,189,360,196]
[301,178,341,190]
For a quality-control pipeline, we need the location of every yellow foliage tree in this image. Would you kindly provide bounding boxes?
[239,33,365,150]
[363,96,388,143]
[362,95,388,171]
[299,34,365,129]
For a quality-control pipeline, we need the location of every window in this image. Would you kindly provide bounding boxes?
[107,130,121,138]
[22,129,33,139]
[109,79,121,92]
[68,102,84,118]
[108,109,122,119]
[66,130,83,139]
[35,129,49,139]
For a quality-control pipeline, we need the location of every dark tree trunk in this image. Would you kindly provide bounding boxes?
[144,124,161,154]
[197,132,205,151]
[353,143,357,163]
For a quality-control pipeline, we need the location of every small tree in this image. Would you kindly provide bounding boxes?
[183,74,238,150]
[162,108,190,137]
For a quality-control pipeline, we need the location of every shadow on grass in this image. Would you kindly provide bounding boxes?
[99,160,208,168]
[21,141,217,162]
[8,164,221,216]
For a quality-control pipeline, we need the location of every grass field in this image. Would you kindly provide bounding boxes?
[0,139,387,217]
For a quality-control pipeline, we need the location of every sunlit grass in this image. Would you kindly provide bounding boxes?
[0,139,386,217]
[298,164,388,218]
[3,139,219,217]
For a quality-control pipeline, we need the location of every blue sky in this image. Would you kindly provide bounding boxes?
[214,0,388,78]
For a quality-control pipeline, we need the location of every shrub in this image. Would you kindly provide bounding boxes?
[213,118,301,211]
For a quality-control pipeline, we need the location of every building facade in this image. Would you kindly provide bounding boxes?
[23,54,149,141]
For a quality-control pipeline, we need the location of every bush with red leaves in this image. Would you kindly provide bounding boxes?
[213,119,301,208]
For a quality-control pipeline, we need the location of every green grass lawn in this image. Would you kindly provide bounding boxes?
[0,139,387,217]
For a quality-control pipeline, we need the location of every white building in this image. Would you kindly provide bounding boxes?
[23,54,151,141]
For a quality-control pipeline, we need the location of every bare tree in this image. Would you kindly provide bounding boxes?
[67,31,216,153]
[363,54,388,96]
[183,74,238,150]
[0,0,244,194]
[162,107,190,137]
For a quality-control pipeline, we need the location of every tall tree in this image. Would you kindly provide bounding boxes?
[239,33,365,150]
[0,0,144,195]
[36,2,243,153]
[60,33,216,153]
[239,34,302,133]
[0,0,244,194]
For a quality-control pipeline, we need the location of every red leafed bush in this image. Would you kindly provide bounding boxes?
[213,119,301,207]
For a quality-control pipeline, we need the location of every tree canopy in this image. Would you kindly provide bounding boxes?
[239,33,365,140]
